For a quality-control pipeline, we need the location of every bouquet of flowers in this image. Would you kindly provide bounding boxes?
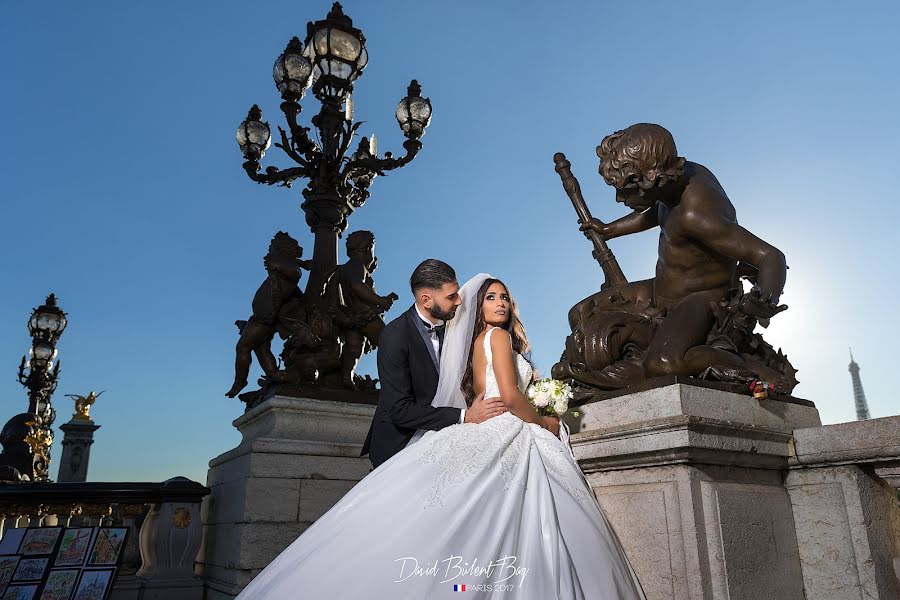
[526,378,578,417]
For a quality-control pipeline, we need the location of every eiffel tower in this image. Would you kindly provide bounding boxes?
[848,349,870,421]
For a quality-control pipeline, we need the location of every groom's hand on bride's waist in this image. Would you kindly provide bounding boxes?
[464,394,507,424]
[543,415,561,437]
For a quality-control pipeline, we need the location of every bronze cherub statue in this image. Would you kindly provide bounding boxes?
[227,229,396,407]
[226,232,316,398]
[553,123,797,396]
[324,230,398,389]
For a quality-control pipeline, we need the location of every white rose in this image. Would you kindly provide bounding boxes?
[553,398,568,415]
[533,392,551,408]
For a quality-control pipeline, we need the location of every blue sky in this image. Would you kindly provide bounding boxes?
[1,1,897,484]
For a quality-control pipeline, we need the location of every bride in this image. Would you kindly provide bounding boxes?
[236,274,645,599]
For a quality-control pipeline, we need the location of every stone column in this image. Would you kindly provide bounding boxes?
[198,396,374,600]
[57,416,100,482]
[570,382,821,600]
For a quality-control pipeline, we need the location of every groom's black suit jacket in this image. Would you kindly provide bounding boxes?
[361,305,462,468]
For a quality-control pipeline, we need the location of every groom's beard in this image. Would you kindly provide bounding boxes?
[429,304,457,321]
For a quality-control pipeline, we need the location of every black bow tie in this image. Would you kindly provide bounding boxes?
[422,320,445,335]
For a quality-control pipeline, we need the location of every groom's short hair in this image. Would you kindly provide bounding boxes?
[410,259,456,293]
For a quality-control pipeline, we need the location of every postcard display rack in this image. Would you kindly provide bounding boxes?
[0,526,128,600]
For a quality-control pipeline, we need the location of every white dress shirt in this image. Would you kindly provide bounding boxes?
[415,304,465,424]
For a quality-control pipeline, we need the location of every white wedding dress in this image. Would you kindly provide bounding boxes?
[236,327,645,599]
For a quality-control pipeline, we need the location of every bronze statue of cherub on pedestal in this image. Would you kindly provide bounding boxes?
[553,123,798,398]
[227,230,397,407]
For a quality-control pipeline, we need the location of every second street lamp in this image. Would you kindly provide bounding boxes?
[11,293,67,481]
[20,294,67,419]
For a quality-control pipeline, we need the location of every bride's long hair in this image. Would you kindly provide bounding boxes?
[460,278,533,406]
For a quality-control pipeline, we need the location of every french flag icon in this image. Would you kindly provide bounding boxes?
[453,584,467,592]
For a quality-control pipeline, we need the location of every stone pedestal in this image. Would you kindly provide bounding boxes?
[572,384,818,600]
[571,383,900,600]
[57,417,100,482]
[198,396,374,600]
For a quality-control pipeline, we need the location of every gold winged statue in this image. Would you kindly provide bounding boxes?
[64,390,105,420]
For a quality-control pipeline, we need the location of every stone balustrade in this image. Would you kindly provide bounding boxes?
[569,380,900,600]
[0,477,209,600]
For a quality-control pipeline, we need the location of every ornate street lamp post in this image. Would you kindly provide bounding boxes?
[0,294,68,481]
[236,2,432,294]
[18,294,67,423]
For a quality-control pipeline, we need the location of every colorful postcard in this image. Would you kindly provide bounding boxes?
[53,530,94,568]
[71,570,113,600]
[1,584,39,600]
[38,569,80,600]
[0,557,21,596]
[85,530,126,567]
[19,530,61,557]
[0,530,26,555]
[11,559,47,583]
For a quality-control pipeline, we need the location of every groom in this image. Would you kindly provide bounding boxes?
[361,259,507,468]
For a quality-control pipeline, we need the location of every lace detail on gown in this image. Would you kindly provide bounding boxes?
[419,328,529,509]
[419,413,521,509]
[420,327,590,509]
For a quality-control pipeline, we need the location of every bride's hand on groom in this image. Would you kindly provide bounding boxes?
[464,393,507,424]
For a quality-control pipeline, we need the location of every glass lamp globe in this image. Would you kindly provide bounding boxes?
[29,341,57,369]
[236,105,272,161]
[274,37,313,101]
[304,3,368,100]
[396,80,432,140]
[28,294,67,340]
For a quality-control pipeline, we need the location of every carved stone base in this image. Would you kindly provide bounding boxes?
[569,374,813,408]
[572,383,900,600]
[238,383,379,412]
[198,396,374,600]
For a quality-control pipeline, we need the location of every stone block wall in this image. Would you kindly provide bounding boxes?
[198,397,374,600]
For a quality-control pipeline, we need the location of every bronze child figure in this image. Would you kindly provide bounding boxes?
[557,123,796,392]
[226,232,313,398]
[327,230,399,389]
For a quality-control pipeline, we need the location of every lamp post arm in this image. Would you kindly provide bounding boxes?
[275,127,311,167]
[242,162,311,188]
[377,138,422,171]
[342,138,422,184]
[280,101,318,159]
[341,157,379,184]
[337,120,363,164]
[17,356,27,386]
